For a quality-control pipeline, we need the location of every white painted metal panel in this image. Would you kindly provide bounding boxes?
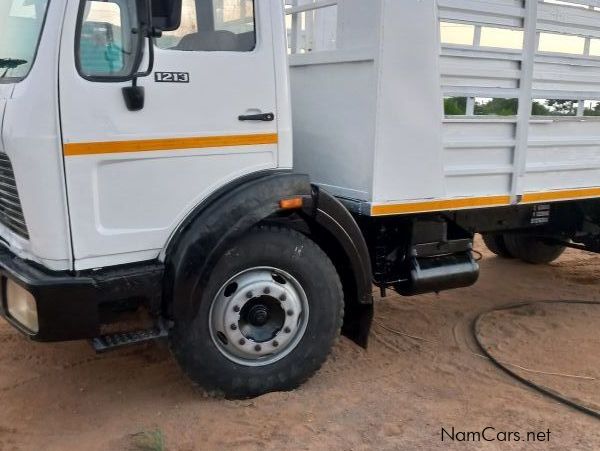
[538,1,600,39]
[291,61,378,200]
[438,0,525,28]
[442,119,515,198]
[525,118,600,191]
[60,0,283,270]
[534,56,600,100]
[0,0,72,270]
[289,0,380,201]
[438,0,600,203]
[290,0,600,209]
[372,0,445,203]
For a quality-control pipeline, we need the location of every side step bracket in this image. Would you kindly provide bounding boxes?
[91,323,169,353]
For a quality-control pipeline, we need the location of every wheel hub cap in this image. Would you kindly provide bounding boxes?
[247,304,269,326]
[209,267,309,367]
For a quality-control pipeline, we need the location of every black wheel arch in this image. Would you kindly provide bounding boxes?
[163,171,373,348]
[303,186,374,347]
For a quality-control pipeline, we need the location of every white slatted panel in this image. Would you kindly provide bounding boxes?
[443,118,516,196]
[439,0,600,199]
[533,55,600,100]
[440,0,600,102]
[439,0,525,100]
[440,47,522,99]
[439,0,527,199]
[538,1,600,38]
[535,1,600,100]
[438,0,525,28]
[525,118,600,191]
[285,0,339,55]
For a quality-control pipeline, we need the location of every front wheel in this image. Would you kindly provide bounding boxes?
[170,225,344,398]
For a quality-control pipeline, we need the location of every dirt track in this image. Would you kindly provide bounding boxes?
[1,238,599,450]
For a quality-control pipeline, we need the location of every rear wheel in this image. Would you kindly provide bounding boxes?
[170,225,344,398]
[503,233,566,265]
[481,233,514,259]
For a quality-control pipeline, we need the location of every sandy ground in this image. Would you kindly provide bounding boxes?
[0,238,599,451]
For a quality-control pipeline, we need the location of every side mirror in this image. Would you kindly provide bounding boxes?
[76,0,181,110]
[151,0,182,31]
[77,0,144,80]
[122,0,180,111]
[122,85,146,111]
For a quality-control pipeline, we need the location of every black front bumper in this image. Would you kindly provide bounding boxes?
[0,245,164,342]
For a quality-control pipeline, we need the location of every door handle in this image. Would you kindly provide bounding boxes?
[238,112,275,122]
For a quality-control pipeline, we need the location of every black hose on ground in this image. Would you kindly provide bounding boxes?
[472,300,600,420]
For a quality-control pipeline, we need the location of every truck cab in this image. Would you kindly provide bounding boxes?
[1,0,291,271]
[0,0,365,398]
[0,0,598,398]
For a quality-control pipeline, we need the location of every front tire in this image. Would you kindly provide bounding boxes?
[170,225,344,398]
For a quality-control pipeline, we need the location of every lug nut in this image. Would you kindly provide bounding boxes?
[246,291,253,299]
[255,345,262,352]
[287,309,294,316]
[233,305,241,313]
[272,340,279,347]
[230,324,237,331]
[239,338,246,345]
[279,294,287,302]
[284,327,291,334]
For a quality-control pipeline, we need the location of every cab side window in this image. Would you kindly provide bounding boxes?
[156,0,255,52]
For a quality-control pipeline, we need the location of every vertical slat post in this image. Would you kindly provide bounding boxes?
[511,0,538,203]
[466,97,476,116]
[306,0,315,52]
[290,0,299,54]
[473,25,482,48]
[577,100,585,117]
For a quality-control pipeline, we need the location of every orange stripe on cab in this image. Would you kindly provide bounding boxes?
[63,133,279,156]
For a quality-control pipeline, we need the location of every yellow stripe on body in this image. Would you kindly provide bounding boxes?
[63,133,279,156]
[371,187,600,216]
[521,187,600,204]
[371,195,511,216]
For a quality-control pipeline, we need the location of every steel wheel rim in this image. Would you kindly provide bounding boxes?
[209,266,309,367]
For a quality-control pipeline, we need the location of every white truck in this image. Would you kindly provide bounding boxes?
[0,0,598,397]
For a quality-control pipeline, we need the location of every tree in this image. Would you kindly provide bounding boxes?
[546,99,577,116]
[532,101,551,116]
[584,102,600,117]
[475,98,518,116]
[444,97,467,115]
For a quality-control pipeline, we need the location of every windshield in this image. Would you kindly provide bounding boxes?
[0,0,49,81]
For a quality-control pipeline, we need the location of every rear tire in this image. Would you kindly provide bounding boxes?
[481,233,514,258]
[170,225,344,398]
[503,233,566,265]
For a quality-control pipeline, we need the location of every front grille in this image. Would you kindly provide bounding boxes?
[0,153,28,239]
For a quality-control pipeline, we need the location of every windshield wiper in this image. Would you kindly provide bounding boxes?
[0,59,28,78]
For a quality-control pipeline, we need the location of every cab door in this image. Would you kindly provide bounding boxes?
[59,0,280,269]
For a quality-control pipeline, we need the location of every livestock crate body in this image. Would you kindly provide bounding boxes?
[288,0,600,215]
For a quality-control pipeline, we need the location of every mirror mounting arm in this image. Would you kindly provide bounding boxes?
[122,0,162,112]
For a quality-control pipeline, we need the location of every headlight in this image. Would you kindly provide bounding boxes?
[6,280,38,333]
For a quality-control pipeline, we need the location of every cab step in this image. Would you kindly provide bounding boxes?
[91,324,169,353]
